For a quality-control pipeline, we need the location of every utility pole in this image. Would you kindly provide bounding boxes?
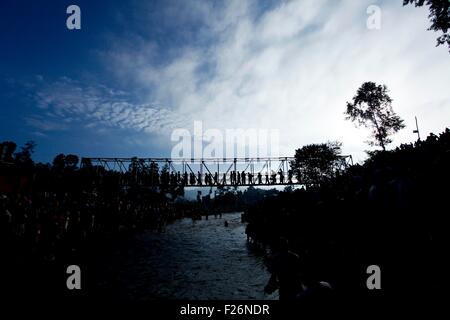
[413,116,421,141]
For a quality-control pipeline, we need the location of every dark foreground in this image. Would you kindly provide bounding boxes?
[3,212,278,302]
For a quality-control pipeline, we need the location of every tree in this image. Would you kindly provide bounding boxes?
[290,141,343,185]
[52,154,66,171]
[403,0,450,51]
[14,140,36,165]
[0,141,17,162]
[345,82,405,151]
[65,154,79,169]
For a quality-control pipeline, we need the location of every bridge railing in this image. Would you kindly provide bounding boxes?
[80,156,353,187]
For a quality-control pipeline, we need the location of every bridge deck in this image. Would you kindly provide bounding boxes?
[81,156,353,187]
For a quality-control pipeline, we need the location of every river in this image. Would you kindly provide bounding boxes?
[92,212,278,300]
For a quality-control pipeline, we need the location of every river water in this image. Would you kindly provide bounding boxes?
[93,212,278,300]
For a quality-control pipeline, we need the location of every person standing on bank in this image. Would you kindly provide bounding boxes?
[265,237,302,300]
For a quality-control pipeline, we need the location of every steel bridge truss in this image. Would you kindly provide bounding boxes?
[81,156,353,187]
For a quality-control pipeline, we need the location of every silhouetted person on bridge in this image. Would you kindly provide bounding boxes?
[271,172,277,184]
[288,169,293,184]
[208,173,212,185]
[257,172,262,184]
[279,170,284,184]
[209,173,213,186]
[241,171,246,185]
[197,171,202,185]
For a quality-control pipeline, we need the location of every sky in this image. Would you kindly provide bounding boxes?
[1,0,449,164]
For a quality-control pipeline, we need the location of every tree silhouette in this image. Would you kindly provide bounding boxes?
[291,141,342,185]
[345,82,405,151]
[52,154,66,171]
[65,154,79,169]
[14,141,36,165]
[0,141,17,162]
[403,0,450,51]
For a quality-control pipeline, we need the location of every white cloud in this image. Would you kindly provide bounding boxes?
[103,0,450,161]
[31,77,188,135]
[22,0,450,161]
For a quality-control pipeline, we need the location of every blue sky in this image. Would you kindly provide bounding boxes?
[1,0,449,163]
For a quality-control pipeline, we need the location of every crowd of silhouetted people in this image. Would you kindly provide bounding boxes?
[244,128,450,302]
[0,185,202,300]
[1,191,191,262]
[0,188,199,284]
[123,168,294,187]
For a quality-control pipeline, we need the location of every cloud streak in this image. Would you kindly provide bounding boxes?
[30,77,188,135]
